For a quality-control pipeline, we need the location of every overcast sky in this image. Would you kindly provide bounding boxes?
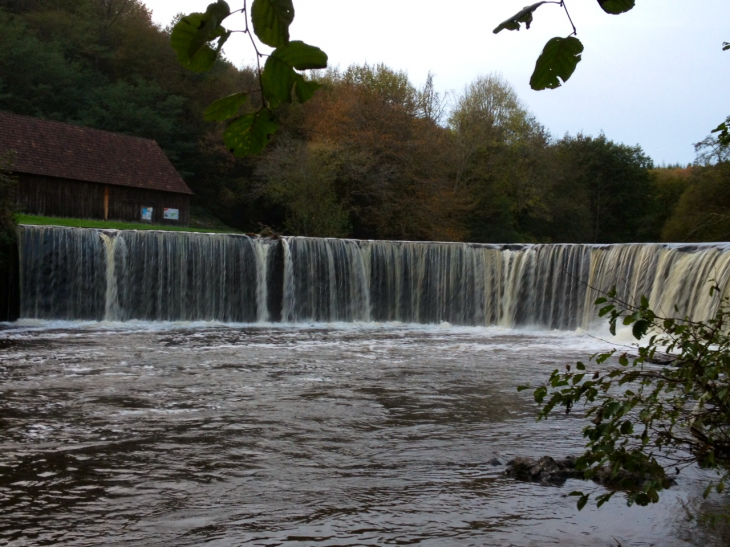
[142,0,729,166]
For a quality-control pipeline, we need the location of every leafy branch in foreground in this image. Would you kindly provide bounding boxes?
[714,117,730,149]
[711,42,730,148]
[520,286,730,510]
[495,3,726,145]
[171,0,327,156]
[494,1,635,90]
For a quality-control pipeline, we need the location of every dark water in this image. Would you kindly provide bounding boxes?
[0,322,728,546]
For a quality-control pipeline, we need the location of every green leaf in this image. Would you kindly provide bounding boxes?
[632,319,651,340]
[272,41,328,70]
[576,361,586,371]
[493,2,549,33]
[262,45,326,108]
[712,120,730,147]
[251,0,294,48]
[261,56,298,108]
[223,110,278,156]
[294,76,322,103]
[599,304,615,317]
[577,494,589,510]
[594,297,608,305]
[596,492,615,508]
[187,1,230,57]
[597,0,635,15]
[534,386,548,404]
[723,42,730,51]
[530,36,584,90]
[171,1,231,72]
[204,93,249,122]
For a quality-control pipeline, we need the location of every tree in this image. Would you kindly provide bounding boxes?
[523,288,730,511]
[0,8,93,118]
[254,138,351,237]
[551,133,652,243]
[415,71,448,126]
[694,133,730,166]
[291,65,467,241]
[662,163,730,242]
[634,166,692,242]
[449,74,552,242]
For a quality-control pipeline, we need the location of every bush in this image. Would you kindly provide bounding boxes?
[523,286,730,510]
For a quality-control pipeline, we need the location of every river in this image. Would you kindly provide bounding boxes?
[1,321,727,546]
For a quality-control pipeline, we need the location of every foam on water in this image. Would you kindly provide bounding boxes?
[1,318,620,353]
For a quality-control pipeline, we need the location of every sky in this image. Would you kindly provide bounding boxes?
[142,0,729,166]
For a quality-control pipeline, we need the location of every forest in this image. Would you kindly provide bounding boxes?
[1,0,728,244]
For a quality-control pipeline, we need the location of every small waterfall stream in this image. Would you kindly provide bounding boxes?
[17,225,730,328]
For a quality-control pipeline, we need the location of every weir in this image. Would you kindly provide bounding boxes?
[16,225,730,329]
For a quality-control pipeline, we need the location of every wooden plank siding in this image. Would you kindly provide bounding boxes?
[16,174,190,225]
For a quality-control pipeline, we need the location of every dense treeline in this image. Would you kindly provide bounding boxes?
[1,0,727,243]
[0,0,256,223]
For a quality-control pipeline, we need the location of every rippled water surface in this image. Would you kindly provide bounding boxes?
[0,322,728,546]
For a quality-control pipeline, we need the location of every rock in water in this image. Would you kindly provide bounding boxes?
[505,456,583,485]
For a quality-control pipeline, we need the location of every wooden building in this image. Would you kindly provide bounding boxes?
[0,111,193,225]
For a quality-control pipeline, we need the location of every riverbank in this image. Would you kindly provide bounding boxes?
[16,211,239,234]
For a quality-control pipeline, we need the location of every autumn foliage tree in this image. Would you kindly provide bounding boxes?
[256,65,468,241]
[449,74,553,242]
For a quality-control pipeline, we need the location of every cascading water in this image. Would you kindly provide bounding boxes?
[17,225,730,328]
[99,232,120,321]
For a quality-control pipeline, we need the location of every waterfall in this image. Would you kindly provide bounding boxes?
[254,242,270,323]
[17,225,730,329]
[99,232,121,321]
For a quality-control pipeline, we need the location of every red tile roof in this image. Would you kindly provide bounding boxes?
[0,111,193,195]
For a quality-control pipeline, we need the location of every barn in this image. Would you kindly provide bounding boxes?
[0,111,193,225]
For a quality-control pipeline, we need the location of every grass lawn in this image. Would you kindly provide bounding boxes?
[16,214,241,234]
